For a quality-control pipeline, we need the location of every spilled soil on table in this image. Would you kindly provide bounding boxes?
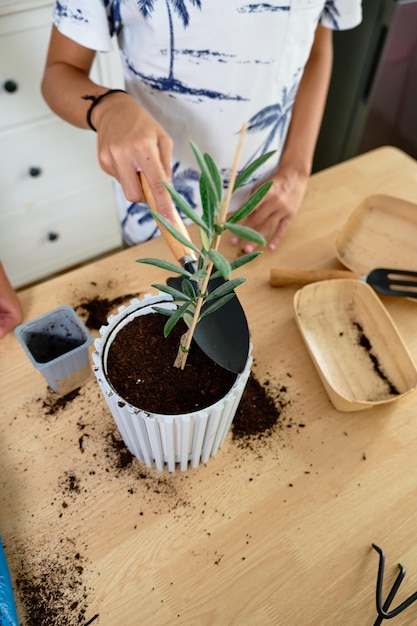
[14,538,96,626]
[10,291,299,624]
[12,371,291,625]
[76,291,141,330]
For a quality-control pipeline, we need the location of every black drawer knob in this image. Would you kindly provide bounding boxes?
[3,80,18,93]
[29,167,42,177]
[47,232,59,242]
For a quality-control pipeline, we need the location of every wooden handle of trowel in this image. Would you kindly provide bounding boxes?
[269,267,359,286]
[139,171,196,268]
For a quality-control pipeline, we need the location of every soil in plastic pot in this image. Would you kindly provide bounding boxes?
[105,312,239,414]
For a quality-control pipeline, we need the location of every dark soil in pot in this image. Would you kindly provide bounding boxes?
[105,312,238,414]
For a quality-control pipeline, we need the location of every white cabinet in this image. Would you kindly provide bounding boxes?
[0,0,124,288]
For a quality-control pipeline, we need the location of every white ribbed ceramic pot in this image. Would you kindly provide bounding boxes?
[92,294,252,472]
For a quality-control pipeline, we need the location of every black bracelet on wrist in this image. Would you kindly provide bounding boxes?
[81,89,128,131]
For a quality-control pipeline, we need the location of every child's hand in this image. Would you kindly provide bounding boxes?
[0,264,22,338]
[230,165,308,253]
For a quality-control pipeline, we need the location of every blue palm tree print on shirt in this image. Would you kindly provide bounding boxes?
[115,0,246,101]
[103,0,122,34]
[162,0,201,82]
[55,1,88,22]
[121,162,200,244]
[237,3,290,14]
[320,1,341,29]
[244,79,298,171]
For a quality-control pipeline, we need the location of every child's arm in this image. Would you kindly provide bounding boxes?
[235,24,333,252]
[41,26,176,224]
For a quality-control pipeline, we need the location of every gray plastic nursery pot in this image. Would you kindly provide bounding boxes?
[15,305,93,395]
[92,294,252,472]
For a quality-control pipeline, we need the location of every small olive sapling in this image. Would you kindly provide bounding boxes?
[137,125,275,369]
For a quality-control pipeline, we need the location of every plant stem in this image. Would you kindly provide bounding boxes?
[178,298,204,369]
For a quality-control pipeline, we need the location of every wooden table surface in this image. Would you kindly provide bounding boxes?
[1,146,417,626]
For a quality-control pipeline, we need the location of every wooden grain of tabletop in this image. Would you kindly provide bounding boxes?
[1,147,417,625]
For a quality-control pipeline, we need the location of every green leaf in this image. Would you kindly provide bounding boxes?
[162,181,208,232]
[181,278,196,299]
[199,173,216,231]
[211,251,262,278]
[200,293,236,318]
[204,153,223,202]
[137,258,192,278]
[151,284,189,301]
[228,181,273,223]
[224,222,267,245]
[190,140,221,204]
[199,225,212,252]
[205,277,246,302]
[152,306,174,317]
[230,251,262,270]
[182,309,195,328]
[208,249,231,280]
[163,301,193,337]
[233,151,276,190]
[148,210,201,256]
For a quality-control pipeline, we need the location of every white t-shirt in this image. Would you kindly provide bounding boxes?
[54,0,362,245]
